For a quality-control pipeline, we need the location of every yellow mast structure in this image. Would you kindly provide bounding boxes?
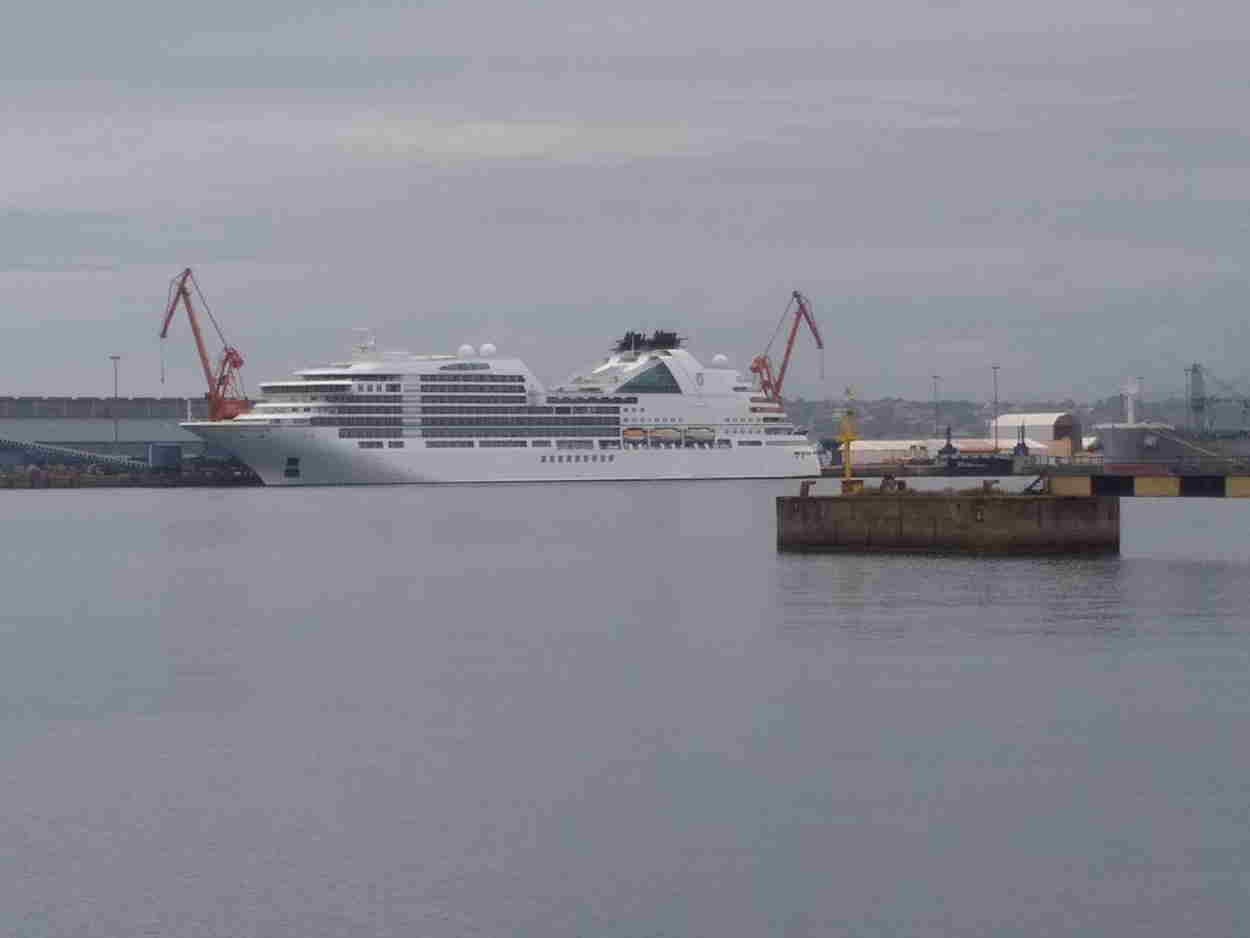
[837,387,859,481]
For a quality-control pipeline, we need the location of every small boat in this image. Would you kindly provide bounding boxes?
[685,426,716,442]
[622,427,647,442]
[649,427,681,442]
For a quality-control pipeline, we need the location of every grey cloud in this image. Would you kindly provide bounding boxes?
[3,0,1249,402]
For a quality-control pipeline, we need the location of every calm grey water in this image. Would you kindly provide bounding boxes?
[3,482,1249,937]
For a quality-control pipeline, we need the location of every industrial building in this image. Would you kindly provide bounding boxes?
[0,396,219,466]
[988,412,1082,460]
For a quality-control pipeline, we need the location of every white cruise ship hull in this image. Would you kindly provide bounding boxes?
[184,423,820,485]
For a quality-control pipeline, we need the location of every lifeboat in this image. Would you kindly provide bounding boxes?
[685,426,715,442]
[649,427,681,443]
[622,428,647,442]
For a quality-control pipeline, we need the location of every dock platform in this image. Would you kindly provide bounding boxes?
[778,489,1120,555]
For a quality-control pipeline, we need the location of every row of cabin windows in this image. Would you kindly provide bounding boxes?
[261,384,353,395]
[302,373,402,382]
[262,393,402,404]
[340,429,405,438]
[419,373,524,383]
[334,427,617,439]
[415,405,620,415]
[546,396,638,405]
[416,384,528,394]
[425,440,617,449]
[419,416,619,427]
[418,395,528,405]
[266,383,399,394]
[349,436,770,451]
[265,405,405,415]
[314,417,618,429]
[420,427,610,438]
[541,454,616,464]
[256,404,405,414]
[266,404,620,416]
[331,426,785,443]
[625,440,732,449]
[313,417,403,427]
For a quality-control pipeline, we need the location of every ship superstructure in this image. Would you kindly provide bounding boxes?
[182,331,821,484]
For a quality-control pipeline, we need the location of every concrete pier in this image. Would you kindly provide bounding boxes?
[777,493,1120,555]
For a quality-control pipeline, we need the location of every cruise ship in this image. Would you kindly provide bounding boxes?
[182,331,822,484]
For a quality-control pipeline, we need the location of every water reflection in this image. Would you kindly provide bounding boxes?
[4,486,1250,937]
[777,549,1250,645]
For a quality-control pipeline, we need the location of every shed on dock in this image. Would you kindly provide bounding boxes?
[990,412,1082,459]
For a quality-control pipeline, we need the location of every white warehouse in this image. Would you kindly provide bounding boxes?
[988,412,1082,460]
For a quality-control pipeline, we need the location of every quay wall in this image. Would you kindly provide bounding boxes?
[1051,473,1250,497]
[777,494,1120,555]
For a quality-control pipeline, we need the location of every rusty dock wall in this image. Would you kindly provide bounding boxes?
[777,494,1120,555]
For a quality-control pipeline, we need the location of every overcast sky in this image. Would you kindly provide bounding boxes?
[4,0,1248,402]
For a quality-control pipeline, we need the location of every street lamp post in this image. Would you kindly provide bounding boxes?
[109,355,121,450]
[992,363,1000,453]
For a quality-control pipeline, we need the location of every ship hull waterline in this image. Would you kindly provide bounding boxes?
[184,423,822,486]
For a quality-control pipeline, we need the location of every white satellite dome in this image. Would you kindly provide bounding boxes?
[712,353,729,365]
[478,343,497,358]
[457,344,475,358]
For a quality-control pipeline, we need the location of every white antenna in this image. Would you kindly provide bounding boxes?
[351,328,377,360]
[1121,377,1141,424]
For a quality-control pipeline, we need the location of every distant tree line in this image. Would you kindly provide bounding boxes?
[783,394,1248,440]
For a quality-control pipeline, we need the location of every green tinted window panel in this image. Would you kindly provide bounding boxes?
[618,361,682,394]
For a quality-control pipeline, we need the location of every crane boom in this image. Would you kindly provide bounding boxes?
[750,290,825,402]
[773,291,823,395]
[159,268,250,421]
[161,269,217,392]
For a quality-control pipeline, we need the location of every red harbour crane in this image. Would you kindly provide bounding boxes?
[159,268,251,420]
[750,290,825,401]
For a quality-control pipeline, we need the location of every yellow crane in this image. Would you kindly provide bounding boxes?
[837,387,860,491]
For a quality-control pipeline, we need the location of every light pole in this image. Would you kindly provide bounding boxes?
[992,363,1000,453]
[932,375,941,436]
[109,355,121,449]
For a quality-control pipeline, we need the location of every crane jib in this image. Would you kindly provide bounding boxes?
[157,268,251,421]
[750,289,825,401]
